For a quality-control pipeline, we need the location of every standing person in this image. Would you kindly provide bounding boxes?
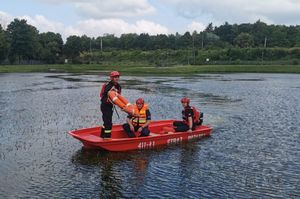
[100,71,121,138]
[173,97,203,132]
[123,98,151,138]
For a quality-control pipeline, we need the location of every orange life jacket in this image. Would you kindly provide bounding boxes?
[192,106,200,124]
[132,104,149,126]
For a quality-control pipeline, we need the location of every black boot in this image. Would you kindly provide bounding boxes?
[199,113,204,125]
[100,127,105,138]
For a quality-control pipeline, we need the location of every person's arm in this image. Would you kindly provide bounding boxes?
[188,116,193,132]
[111,83,121,93]
[141,120,151,129]
[127,117,135,132]
[186,108,193,132]
[117,84,121,94]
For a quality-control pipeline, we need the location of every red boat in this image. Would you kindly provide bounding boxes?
[68,120,213,152]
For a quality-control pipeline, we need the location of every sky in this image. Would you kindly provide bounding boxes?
[1,0,300,40]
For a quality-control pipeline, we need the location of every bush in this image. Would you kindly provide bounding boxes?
[74,48,300,66]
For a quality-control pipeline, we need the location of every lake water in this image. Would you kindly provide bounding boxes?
[0,73,299,198]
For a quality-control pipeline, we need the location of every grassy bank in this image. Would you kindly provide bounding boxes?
[0,64,300,75]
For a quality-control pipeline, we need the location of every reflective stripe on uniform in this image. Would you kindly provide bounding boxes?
[132,104,148,126]
[133,118,146,123]
[104,130,111,133]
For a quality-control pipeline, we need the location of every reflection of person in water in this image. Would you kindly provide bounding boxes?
[71,149,122,198]
[71,149,150,198]
[133,157,149,185]
[99,158,122,198]
[99,153,150,196]
[177,142,200,194]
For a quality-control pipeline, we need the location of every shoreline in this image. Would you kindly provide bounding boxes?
[0,64,299,75]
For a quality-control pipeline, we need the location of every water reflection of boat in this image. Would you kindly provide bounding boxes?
[71,148,153,198]
[71,148,149,165]
[69,120,212,152]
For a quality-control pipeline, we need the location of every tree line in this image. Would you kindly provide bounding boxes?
[0,18,299,64]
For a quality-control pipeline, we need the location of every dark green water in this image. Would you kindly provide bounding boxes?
[0,73,299,198]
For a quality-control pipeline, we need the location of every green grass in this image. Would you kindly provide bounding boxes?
[0,64,300,75]
[121,65,300,75]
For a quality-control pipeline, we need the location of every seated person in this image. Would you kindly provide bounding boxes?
[123,98,151,138]
[173,97,203,132]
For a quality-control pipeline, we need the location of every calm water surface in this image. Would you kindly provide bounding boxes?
[0,73,299,198]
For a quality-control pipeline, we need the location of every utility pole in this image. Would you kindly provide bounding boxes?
[264,37,267,48]
[261,37,267,64]
[201,33,204,49]
[89,38,92,64]
[192,33,195,64]
[100,37,103,52]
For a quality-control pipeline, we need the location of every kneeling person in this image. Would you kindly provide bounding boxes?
[123,98,151,138]
[173,97,203,132]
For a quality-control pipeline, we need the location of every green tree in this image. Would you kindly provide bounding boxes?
[167,34,177,49]
[0,25,9,63]
[234,32,254,48]
[238,23,253,35]
[154,34,169,49]
[268,25,289,47]
[135,33,150,50]
[191,31,203,48]
[178,32,192,48]
[39,32,63,63]
[214,22,231,43]
[80,35,92,52]
[251,20,269,47]
[64,35,82,59]
[120,33,138,49]
[205,22,214,32]
[202,32,220,48]
[287,25,300,47]
[6,19,40,64]
[98,34,119,50]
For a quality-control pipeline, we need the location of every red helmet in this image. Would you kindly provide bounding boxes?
[136,98,144,105]
[181,97,190,104]
[110,71,120,77]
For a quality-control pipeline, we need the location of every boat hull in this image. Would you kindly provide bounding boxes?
[68,120,212,151]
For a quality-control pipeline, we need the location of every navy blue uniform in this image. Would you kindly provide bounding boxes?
[173,106,195,132]
[100,81,121,138]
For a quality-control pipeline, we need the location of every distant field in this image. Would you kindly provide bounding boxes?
[0,64,300,75]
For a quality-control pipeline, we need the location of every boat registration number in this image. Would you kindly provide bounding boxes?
[138,141,155,149]
[167,137,183,145]
[188,133,205,140]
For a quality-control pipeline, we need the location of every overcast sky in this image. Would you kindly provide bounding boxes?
[1,0,299,40]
